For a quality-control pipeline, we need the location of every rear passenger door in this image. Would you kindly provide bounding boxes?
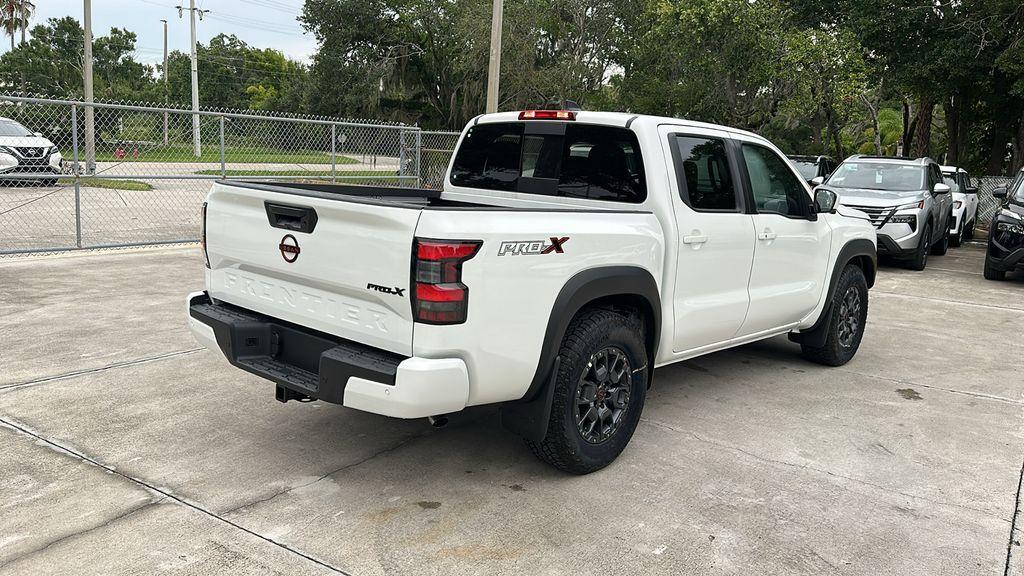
[660,126,756,353]
[734,138,831,337]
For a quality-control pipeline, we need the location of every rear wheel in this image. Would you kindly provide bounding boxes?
[525,308,647,475]
[964,217,976,240]
[801,264,869,367]
[906,222,932,271]
[931,224,949,255]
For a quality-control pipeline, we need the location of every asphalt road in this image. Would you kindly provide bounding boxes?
[0,243,1022,575]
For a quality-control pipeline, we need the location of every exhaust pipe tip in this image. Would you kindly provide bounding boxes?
[427,415,449,428]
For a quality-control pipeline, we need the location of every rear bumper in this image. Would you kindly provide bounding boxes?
[186,291,469,418]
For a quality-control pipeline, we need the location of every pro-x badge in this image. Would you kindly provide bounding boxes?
[497,236,569,256]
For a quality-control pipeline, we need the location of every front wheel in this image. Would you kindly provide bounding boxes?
[525,308,648,474]
[964,217,976,241]
[801,264,869,367]
[906,222,932,271]
[984,257,1006,281]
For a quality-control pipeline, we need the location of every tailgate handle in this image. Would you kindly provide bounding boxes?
[265,202,318,233]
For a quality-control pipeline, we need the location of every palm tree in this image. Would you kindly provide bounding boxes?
[17,0,33,46]
[0,1,19,52]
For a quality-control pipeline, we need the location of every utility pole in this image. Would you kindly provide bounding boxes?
[161,19,168,146]
[485,0,503,113]
[177,2,208,157]
[83,0,96,174]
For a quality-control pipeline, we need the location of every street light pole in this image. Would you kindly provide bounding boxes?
[485,0,503,113]
[161,18,168,146]
[82,0,96,174]
[177,1,207,157]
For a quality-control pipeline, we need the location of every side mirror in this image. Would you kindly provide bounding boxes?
[965,186,978,194]
[814,188,838,214]
[933,182,951,195]
[993,186,1007,199]
[32,132,42,138]
[809,176,825,187]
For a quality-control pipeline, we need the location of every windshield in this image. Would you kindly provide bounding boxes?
[827,162,925,191]
[791,161,818,181]
[942,175,960,193]
[0,119,33,137]
[1010,171,1024,203]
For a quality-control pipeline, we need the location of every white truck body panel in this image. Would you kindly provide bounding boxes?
[204,183,420,356]
[188,110,876,423]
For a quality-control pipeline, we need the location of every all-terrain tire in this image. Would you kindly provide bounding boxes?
[801,264,869,367]
[525,308,648,475]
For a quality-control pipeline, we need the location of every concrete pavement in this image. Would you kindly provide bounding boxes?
[0,243,1022,575]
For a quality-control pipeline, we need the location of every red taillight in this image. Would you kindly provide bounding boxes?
[200,202,210,269]
[518,110,576,121]
[412,238,481,324]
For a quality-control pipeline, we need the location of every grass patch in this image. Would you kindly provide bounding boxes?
[59,177,153,191]
[95,145,359,165]
[195,169,403,181]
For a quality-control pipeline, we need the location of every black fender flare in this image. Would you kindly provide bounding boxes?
[788,238,876,348]
[500,266,661,442]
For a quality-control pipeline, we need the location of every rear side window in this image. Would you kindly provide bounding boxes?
[450,122,646,203]
[670,135,738,211]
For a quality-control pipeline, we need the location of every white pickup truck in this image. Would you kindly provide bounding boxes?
[187,110,877,474]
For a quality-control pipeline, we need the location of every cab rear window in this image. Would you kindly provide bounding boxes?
[449,122,646,203]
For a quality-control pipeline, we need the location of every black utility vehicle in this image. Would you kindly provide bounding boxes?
[985,167,1024,280]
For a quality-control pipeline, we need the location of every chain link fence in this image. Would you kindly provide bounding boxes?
[420,130,460,189]
[0,95,426,256]
[10,95,1009,257]
[972,176,1013,231]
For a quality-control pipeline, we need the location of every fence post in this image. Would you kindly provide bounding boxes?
[331,124,337,184]
[415,129,423,188]
[71,104,82,248]
[219,115,226,179]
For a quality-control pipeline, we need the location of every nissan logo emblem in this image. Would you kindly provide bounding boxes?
[279,234,300,263]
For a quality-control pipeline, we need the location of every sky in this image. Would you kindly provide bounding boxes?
[0,0,317,64]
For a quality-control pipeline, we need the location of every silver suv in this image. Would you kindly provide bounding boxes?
[817,156,953,270]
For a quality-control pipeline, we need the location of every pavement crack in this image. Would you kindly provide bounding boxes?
[218,430,433,517]
[831,369,1024,406]
[1004,453,1024,576]
[641,417,1011,523]
[0,415,354,576]
[0,498,164,567]
[0,348,203,392]
[872,291,1024,314]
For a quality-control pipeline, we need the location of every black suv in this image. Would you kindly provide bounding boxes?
[984,167,1024,280]
[788,155,837,185]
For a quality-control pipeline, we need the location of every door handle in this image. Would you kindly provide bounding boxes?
[682,232,708,245]
[757,228,777,241]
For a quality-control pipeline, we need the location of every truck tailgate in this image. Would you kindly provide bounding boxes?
[204,182,420,356]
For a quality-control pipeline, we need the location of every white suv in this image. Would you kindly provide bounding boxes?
[0,117,62,186]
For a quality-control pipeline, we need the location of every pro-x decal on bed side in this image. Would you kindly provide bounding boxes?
[497,236,569,256]
[367,283,406,296]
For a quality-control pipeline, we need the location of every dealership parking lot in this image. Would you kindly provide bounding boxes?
[1,243,1022,575]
